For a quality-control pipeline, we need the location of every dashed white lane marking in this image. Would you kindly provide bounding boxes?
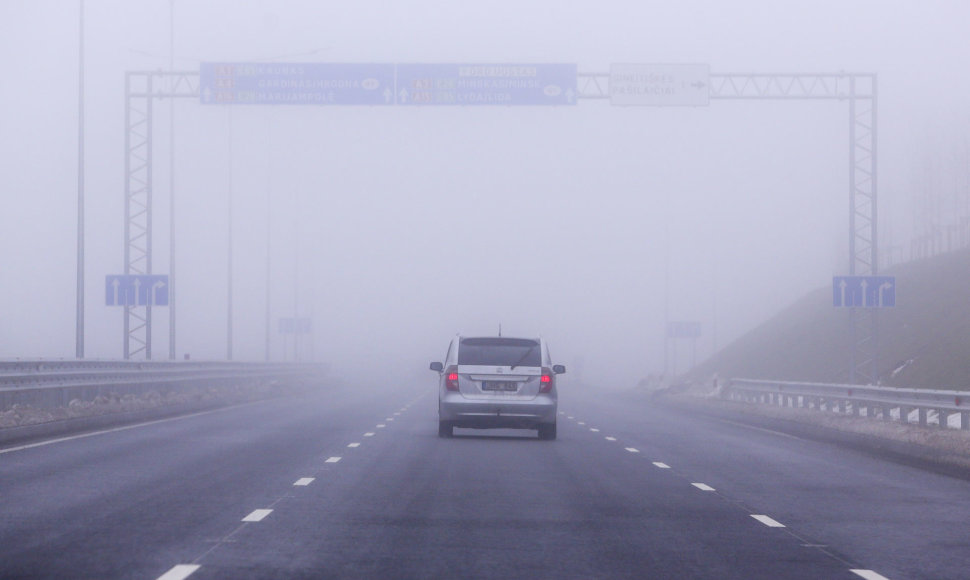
[325,456,342,463]
[692,483,715,491]
[751,515,785,528]
[364,432,375,437]
[850,570,891,580]
[156,564,201,580]
[590,428,600,432]
[652,462,671,469]
[242,509,273,522]
[625,447,640,453]
[294,478,314,486]
[348,442,360,448]
[578,422,586,425]
[605,436,617,441]
[377,424,386,428]
[394,412,401,416]
[386,418,395,421]
[567,416,574,420]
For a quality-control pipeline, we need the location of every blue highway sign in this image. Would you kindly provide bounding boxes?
[395,63,577,105]
[105,275,169,306]
[279,317,312,334]
[832,276,896,308]
[667,320,702,339]
[200,63,396,105]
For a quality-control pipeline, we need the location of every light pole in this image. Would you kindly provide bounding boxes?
[75,0,85,358]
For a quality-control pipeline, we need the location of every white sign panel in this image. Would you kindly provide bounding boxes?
[610,63,710,106]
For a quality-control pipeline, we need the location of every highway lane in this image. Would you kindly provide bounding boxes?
[0,380,966,579]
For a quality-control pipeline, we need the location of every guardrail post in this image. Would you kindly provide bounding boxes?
[938,409,949,429]
[961,412,969,430]
[918,408,928,427]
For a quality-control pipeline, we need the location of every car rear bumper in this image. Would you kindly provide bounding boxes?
[439,393,557,428]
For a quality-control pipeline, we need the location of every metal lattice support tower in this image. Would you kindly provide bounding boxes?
[124,71,200,359]
[578,72,879,383]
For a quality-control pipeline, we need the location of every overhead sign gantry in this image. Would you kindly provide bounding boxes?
[122,62,878,383]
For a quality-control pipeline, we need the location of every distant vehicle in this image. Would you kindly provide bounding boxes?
[430,336,565,440]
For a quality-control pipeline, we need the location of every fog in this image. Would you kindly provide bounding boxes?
[1,1,969,388]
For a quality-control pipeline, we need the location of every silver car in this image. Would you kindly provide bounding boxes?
[430,336,565,440]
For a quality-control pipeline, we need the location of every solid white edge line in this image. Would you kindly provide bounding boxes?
[242,509,273,522]
[326,456,342,463]
[692,483,715,491]
[625,447,639,453]
[652,462,671,469]
[751,514,785,528]
[156,564,201,580]
[850,570,891,580]
[348,442,360,448]
[294,478,314,486]
[0,406,239,455]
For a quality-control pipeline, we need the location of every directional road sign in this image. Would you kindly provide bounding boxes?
[105,275,169,307]
[200,63,396,105]
[279,317,312,334]
[395,63,577,106]
[667,320,702,339]
[832,276,896,308]
[610,63,710,106]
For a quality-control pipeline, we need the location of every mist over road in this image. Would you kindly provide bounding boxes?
[1,381,966,579]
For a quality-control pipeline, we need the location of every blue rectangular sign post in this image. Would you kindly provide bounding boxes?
[200,63,396,105]
[200,63,578,106]
[395,63,577,106]
[832,276,896,308]
[105,275,169,306]
[278,317,312,334]
[667,321,701,339]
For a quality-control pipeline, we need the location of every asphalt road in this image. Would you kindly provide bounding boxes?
[1,380,968,579]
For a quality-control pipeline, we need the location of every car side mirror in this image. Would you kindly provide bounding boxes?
[553,364,566,374]
[430,361,444,372]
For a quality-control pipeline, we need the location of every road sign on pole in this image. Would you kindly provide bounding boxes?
[832,276,895,308]
[278,317,312,333]
[609,63,710,106]
[105,275,169,306]
[667,320,702,339]
[395,63,577,106]
[200,63,396,105]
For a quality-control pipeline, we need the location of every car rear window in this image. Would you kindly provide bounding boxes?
[458,337,541,367]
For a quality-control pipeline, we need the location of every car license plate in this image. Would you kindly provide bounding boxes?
[482,381,516,392]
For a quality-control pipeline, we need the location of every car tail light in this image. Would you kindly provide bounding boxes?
[445,366,460,391]
[539,368,555,393]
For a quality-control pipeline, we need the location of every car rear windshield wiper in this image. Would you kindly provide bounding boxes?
[509,345,537,370]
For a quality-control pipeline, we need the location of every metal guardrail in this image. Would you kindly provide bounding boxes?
[723,378,970,430]
[0,360,324,411]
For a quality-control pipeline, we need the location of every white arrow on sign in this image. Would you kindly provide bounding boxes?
[860,279,869,307]
[839,279,847,307]
[111,278,121,306]
[132,278,142,306]
[151,281,166,306]
[398,88,409,104]
[878,282,893,307]
[383,88,392,104]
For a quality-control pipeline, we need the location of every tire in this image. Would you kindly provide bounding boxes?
[537,422,557,441]
[438,420,453,438]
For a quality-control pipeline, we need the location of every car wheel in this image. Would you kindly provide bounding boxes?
[537,422,557,440]
[438,420,453,438]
